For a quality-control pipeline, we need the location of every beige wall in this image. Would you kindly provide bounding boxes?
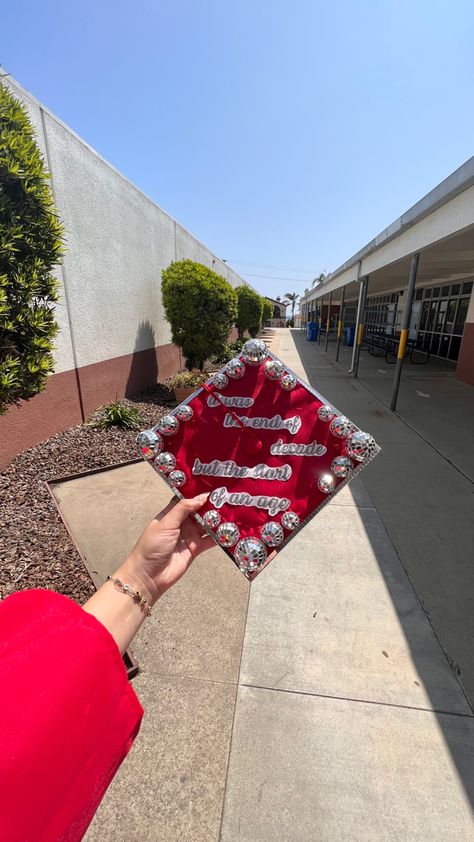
[3,75,250,375]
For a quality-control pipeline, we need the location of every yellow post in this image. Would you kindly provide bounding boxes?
[357,323,364,345]
[398,328,408,359]
[337,320,342,338]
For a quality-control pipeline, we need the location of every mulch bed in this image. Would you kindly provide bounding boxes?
[0,386,174,604]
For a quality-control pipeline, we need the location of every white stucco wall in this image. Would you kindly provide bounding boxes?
[3,75,250,373]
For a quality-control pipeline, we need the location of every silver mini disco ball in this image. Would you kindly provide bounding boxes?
[281,511,300,531]
[234,537,267,571]
[155,451,176,473]
[136,429,163,459]
[203,509,221,529]
[175,404,194,422]
[280,372,297,391]
[346,430,378,462]
[210,371,229,389]
[317,473,336,494]
[242,338,267,365]
[260,521,284,547]
[331,455,353,478]
[226,358,246,379]
[317,405,335,423]
[264,359,284,381]
[156,414,180,436]
[329,415,353,438]
[216,522,240,547]
[168,469,186,487]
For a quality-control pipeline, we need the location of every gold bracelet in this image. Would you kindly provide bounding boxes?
[106,576,152,617]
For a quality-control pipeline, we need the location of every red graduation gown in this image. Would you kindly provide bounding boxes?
[0,589,143,841]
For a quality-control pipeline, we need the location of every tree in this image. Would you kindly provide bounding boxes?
[312,271,327,286]
[161,260,237,370]
[235,285,263,338]
[261,298,273,327]
[284,291,299,322]
[0,83,63,414]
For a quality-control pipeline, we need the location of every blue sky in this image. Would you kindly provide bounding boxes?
[2,0,474,301]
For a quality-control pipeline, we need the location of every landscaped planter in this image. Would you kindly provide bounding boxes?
[174,386,200,402]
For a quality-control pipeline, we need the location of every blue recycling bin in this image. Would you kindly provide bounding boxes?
[306,321,319,342]
[344,326,355,347]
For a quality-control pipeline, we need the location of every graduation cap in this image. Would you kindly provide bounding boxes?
[137,338,380,579]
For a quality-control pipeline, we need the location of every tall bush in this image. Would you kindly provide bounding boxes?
[235,285,263,338]
[161,260,237,370]
[261,298,273,326]
[0,84,63,414]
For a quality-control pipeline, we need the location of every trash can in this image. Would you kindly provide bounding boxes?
[306,321,319,342]
[344,326,355,347]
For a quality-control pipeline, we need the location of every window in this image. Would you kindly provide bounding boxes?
[441,286,450,297]
[462,280,473,295]
[415,289,423,300]
[454,298,469,335]
[451,284,461,295]
[425,288,432,298]
[433,287,441,298]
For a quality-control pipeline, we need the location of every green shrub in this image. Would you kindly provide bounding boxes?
[211,338,245,365]
[261,298,273,326]
[161,260,237,370]
[235,285,263,338]
[96,401,143,429]
[164,368,205,389]
[0,83,63,414]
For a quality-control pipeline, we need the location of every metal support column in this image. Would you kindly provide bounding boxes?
[318,296,324,344]
[353,276,369,378]
[348,272,364,374]
[324,292,332,351]
[335,285,345,362]
[390,252,420,411]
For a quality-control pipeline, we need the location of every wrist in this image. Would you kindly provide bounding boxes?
[114,557,160,608]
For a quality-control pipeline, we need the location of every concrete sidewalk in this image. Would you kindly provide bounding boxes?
[54,328,473,841]
[219,329,474,841]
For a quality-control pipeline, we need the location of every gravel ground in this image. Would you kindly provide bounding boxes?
[0,386,174,604]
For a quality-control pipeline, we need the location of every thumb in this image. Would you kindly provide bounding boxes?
[161,492,210,529]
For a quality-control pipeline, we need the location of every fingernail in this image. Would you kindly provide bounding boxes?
[195,492,210,504]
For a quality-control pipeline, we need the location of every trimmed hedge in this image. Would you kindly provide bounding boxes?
[161,259,237,370]
[0,83,63,414]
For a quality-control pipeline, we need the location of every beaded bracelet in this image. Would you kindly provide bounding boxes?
[106,575,152,617]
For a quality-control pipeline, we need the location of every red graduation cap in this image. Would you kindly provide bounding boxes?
[137,338,380,579]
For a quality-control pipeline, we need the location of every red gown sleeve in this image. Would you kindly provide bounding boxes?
[0,589,144,841]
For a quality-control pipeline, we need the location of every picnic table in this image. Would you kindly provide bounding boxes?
[363,331,430,364]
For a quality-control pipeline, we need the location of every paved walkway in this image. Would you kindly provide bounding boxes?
[53,329,473,841]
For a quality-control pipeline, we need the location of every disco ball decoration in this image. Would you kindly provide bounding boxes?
[156,414,180,436]
[331,455,353,478]
[226,357,246,379]
[346,430,378,462]
[242,338,267,365]
[203,509,221,529]
[155,452,176,473]
[281,511,300,531]
[317,405,335,423]
[136,429,163,459]
[168,469,186,487]
[175,404,194,422]
[264,359,284,381]
[329,415,353,439]
[234,537,267,572]
[280,372,297,391]
[216,522,240,547]
[260,521,284,547]
[210,371,229,389]
[317,473,336,494]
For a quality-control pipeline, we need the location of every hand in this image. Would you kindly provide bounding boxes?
[122,493,214,605]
